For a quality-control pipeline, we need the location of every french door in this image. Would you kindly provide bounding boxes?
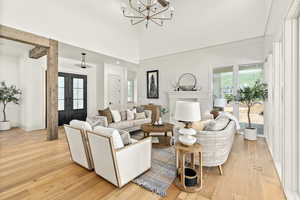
[58,72,87,126]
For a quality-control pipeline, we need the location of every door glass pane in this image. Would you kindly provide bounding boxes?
[77,89,84,99]
[73,100,78,110]
[78,79,83,89]
[213,66,234,114]
[58,76,65,111]
[239,64,264,127]
[73,89,78,100]
[77,100,84,109]
[73,78,78,89]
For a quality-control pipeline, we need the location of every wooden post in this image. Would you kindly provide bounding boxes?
[47,39,58,140]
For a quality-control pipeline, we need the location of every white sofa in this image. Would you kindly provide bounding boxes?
[87,128,152,187]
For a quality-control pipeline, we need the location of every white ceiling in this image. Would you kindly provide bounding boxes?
[0,0,293,62]
[139,0,270,59]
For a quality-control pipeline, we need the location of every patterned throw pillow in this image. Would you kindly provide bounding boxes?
[98,107,113,124]
[204,117,230,131]
[144,110,152,119]
[135,106,145,113]
[135,112,146,120]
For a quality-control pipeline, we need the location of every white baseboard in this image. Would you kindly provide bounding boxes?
[285,190,300,200]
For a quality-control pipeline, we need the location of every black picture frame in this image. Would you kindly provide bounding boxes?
[147,70,159,99]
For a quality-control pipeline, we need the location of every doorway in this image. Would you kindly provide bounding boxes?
[108,74,121,110]
[58,72,87,126]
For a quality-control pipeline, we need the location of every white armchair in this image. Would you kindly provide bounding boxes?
[64,120,94,170]
[87,127,152,188]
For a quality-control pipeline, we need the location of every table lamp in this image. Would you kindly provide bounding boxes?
[175,101,201,146]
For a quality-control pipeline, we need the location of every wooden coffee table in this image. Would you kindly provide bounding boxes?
[141,123,174,147]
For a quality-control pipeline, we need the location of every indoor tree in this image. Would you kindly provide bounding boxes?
[236,81,268,129]
[0,82,22,127]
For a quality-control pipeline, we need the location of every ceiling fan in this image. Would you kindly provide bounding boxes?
[74,53,93,69]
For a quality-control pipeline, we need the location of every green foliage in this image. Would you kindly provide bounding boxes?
[0,82,22,122]
[160,107,169,116]
[236,81,268,128]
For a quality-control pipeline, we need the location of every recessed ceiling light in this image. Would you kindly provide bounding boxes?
[116,61,120,65]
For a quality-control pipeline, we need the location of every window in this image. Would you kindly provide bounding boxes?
[127,80,134,103]
[73,78,84,109]
[58,76,65,111]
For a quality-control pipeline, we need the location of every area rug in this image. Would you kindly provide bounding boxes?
[132,146,176,196]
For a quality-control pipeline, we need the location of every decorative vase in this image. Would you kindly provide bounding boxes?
[0,121,11,131]
[244,128,257,141]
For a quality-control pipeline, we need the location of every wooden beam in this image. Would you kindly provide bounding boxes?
[0,24,50,47]
[47,39,58,140]
[29,46,48,59]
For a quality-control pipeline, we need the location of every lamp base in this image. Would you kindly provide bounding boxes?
[178,128,196,135]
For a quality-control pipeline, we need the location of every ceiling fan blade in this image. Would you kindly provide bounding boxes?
[157,0,169,7]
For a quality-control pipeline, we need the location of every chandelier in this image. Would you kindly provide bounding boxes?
[121,0,175,28]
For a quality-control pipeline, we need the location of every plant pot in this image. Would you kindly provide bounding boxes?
[244,128,257,141]
[0,121,11,131]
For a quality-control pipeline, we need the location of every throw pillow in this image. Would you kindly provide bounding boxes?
[135,112,146,120]
[191,120,204,131]
[120,110,127,121]
[205,116,230,131]
[111,110,121,122]
[98,108,113,124]
[135,106,145,113]
[126,109,135,120]
[86,116,108,128]
[93,126,124,149]
[119,129,132,145]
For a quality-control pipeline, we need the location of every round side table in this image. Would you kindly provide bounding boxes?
[174,142,203,192]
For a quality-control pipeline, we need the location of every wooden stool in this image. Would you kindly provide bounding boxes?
[175,142,203,192]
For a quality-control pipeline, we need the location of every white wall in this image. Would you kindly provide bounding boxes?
[0,0,140,63]
[138,37,265,115]
[0,55,20,127]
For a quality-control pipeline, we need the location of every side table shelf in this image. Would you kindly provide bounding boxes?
[174,142,203,192]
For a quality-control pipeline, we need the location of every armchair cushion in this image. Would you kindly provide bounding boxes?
[93,126,124,149]
[70,120,92,131]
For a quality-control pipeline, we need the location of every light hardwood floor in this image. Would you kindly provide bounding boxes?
[0,128,286,200]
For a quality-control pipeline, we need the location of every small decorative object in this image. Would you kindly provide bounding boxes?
[175,101,201,146]
[147,70,159,99]
[0,82,22,131]
[230,81,268,141]
[178,73,197,91]
[184,168,198,187]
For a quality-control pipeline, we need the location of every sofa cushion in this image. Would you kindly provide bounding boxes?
[135,112,146,120]
[98,108,113,124]
[111,110,121,122]
[93,126,124,149]
[70,120,92,131]
[133,118,151,127]
[108,120,135,130]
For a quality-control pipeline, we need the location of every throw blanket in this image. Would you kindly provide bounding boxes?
[219,112,240,130]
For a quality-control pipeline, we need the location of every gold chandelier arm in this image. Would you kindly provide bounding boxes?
[129,0,147,17]
[150,18,163,26]
[152,15,173,20]
[123,12,145,19]
[131,18,146,25]
[150,4,170,18]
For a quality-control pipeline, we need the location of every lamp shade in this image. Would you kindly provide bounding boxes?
[175,101,201,122]
[214,98,227,108]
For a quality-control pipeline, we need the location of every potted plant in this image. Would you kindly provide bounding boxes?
[0,82,22,131]
[236,81,268,140]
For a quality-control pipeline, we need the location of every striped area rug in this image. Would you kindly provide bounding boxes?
[132,146,176,196]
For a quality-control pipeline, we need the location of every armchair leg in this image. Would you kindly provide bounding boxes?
[218,165,223,176]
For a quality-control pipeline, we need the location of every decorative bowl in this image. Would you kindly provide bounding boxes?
[179,135,196,146]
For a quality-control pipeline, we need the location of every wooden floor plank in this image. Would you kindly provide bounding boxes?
[0,128,286,200]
